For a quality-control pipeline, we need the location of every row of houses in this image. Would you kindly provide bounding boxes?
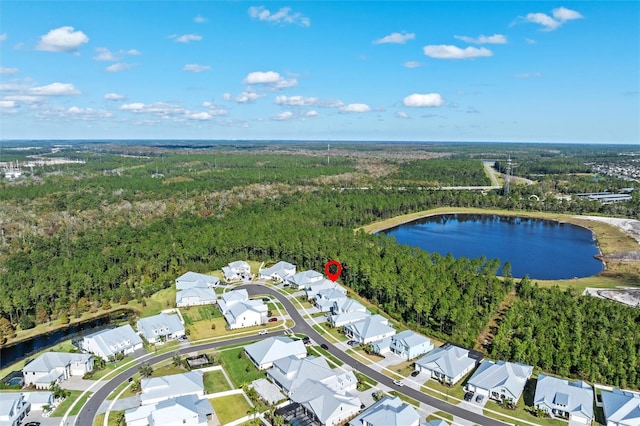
[0,392,54,426]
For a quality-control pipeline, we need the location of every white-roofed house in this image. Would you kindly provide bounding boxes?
[465,360,533,404]
[349,396,421,426]
[217,289,249,312]
[175,271,219,289]
[414,343,480,385]
[259,261,296,283]
[221,260,251,282]
[305,279,346,300]
[344,314,396,345]
[287,269,323,289]
[389,330,434,360]
[22,392,54,411]
[601,388,640,426]
[245,336,307,370]
[533,374,594,424]
[176,286,217,308]
[218,289,268,329]
[22,352,94,389]
[140,371,205,405]
[0,393,30,426]
[81,324,143,360]
[137,313,185,344]
[291,380,362,426]
[314,289,348,312]
[329,297,370,327]
[126,393,213,426]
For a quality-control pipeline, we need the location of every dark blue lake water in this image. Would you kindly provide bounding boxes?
[380,213,603,280]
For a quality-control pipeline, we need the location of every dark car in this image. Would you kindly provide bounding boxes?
[262,297,270,302]
[321,343,329,350]
[476,394,484,403]
[268,317,278,322]
[24,423,41,426]
[464,391,474,402]
[410,370,420,377]
[302,336,311,344]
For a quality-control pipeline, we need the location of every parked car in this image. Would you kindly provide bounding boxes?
[25,423,41,426]
[392,380,404,387]
[410,370,420,377]
[321,343,329,350]
[262,297,270,302]
[464,391,474,402]
[268,317,278,322]
[347,340,358,346]
[302,336,311,344]
[476,394,484,403]
[258,329,267,335]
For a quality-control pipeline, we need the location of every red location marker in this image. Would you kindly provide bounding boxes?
[325,260,343,282]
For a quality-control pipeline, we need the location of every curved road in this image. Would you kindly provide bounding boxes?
[76,284,507,426]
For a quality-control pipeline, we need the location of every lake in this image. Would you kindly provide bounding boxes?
[380,213,603,280]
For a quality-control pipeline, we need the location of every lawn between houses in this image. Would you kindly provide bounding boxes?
[209,393,253,424]
[218,346,266,388]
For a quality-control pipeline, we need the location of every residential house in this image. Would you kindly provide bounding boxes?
[140,371,205,405]
[330,310,370,328]
[218,289,267,329]
[533,374,594,424]
[465,360,533,404]
[259,261,296,283]
[176,287,217,308]
[23,392,54,411]
[305,279,346,300]
[291,381,362,426]
[370,337,393,355]
[390,330,434,360]
[125,394,213,426]
[137,313,185,344]
[415,343,480,385]
[314,289,348,313]
[287,270,323,289]
[0,393,30,426]
[267,356,357,397]
[81,325,143,360]
[175,271,219,289]
[344,314,396,345]
[22,352,94,389]
[350,396,421,426]
[217,289,250,312]
[601,389,640,426]
[221,260,251,282]
[245,336,307,370]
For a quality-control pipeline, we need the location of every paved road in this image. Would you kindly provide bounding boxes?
[75,284,507,426]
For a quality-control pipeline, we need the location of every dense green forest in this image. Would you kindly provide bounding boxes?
[388,159,491,186]
[1,142,639,389]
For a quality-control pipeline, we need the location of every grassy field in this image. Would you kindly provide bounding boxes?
[93,410,125,426]
[387,359,415,377]
[311,324,348,343]
[129,287,176,318]
[421,378,466,402]
[203,370,232,393]
[218,347,266,387]
[426,411,454,422]
[307,345,343,367]
[88,356,134,380]
[210,394,253,424]
[347,347,386,365]
[51,390,92,417]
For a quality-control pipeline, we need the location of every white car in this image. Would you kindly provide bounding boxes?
[258,329,267,335]
[393,380,404,386]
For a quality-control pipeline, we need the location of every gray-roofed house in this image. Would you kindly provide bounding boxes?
[533,374,594,424]
[291,380,362,426]
[175,271,219,290]
[0,393,30,426]
[176,286,217,308]
[217,289,249,312]
[344,314,396,345]
[218,289,268,329]
[465,360,533,404]
[350,396,421,426]
[287,269,323,289]
[22,352,94,389]
[332,298,367,315]
[222,260,251,282]
[415,343,479,385]
[315,289,348,312]
[330,309,370,328]
[140,371,205,405]
[125,394,213,426]
[22,392,54,411]
[81,324,143,360]
[305,279,346,300]
[245,336,307,370]
[601,388,640,426]
[259,261,296,283]
[137,313,185,344]
[390,330,434,360]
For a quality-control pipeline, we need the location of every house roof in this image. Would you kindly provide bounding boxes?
[176,287,217,304]
[292,380,361,425]
[350,396,419,426]
[245,336,307,367]
[392,330,431,349]
[228,260,250,269]
[316,288,347,301]
[83,324,142,358]
[415,344,476,379]
[175,271,219,289]
[23,352,92,373]
[330,310,370,326]
[140,371,204,405]
[289,270,323,286]
[345,314,395,341]
[224,300,268,325]
[137,313,184,340]
[371,336,393,352]
[218,289,248,311]
[0,393,26,419]
[260,261,296,278]
[22,392,53,405]
[306,279,344,292]
[334,298,367,313]
[150,395,213,424]
[268,356,336,394]
[601,389,640,425]
[534,374,594,420]
[466,360,533,401]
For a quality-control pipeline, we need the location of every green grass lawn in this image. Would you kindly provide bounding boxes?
[93,410,125,426]
[210,394,253,424]
[150,362,189,378]
[307,345,343,367]
[203,370,232,393]
[311,324,348,343]
[129,287,176,317]
[389,390,420,407]
[421,379,466,402]
[218,347,266,387]
[88,356,134,380]
[51,390,92,417]
[426,411,454,423]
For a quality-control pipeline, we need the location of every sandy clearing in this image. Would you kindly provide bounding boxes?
[575,215,640,244]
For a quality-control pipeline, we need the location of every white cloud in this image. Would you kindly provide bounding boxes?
[517,7,583,31]
[403,61,421,68]
[222,93,232,101]
[120,102,145,111]
[526,38,536,44]
[403,93,444,107]
[248,6,310,27]
[36,26,89,52]
[339,103,371,113]
[194,14,208,23]
[29,82,80,96]
[272,111,294,121]
[515,72,542,79]
[396,111,410,119]
[236,91,262,103]
[104,93,126,101]
[423,45,493,59]
[186,111,212,120]
[373,32,415,44]
[274,95,343,108]
[244,71,297,89]
[127,49,141,56]
[0,100,16,108]
[454,34,507,44]
[2,95,43,104]
[305,110,318,117]
[0,67,18,75]
[0,33,6,42]
[183,64,211,72]
[201,102,228,116]
[66,106,113,119]
[106,63,132,72]
[94,47,117,61]
[170,34,203,43]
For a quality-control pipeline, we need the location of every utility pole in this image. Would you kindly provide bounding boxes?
[504,157,512,195]
[327,143,330,165]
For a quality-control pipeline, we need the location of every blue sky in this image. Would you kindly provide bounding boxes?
[0,1,638,143]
